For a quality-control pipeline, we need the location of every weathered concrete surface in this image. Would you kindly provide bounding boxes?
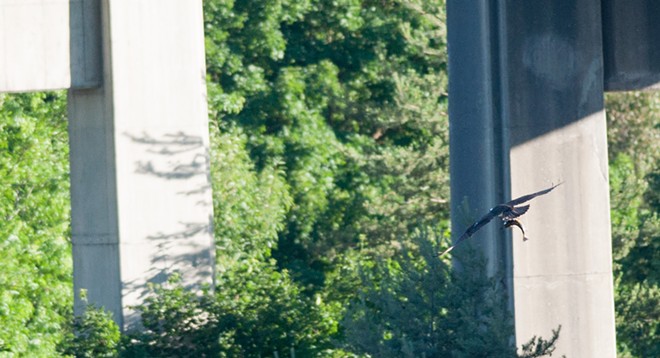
[448,1,616,356]
[69,0,214,329]
[503,3,616,353]
[509,116,615,357]
[0,0,100,92]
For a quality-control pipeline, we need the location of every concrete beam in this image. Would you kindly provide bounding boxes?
[68,0,214,329]
[602,0,660,91]
[69,0,103,88]
[0,0,71,91]
[447,1,616,356]
[0,0,101,92]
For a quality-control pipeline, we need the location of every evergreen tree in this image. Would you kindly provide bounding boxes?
[342,231,561,357]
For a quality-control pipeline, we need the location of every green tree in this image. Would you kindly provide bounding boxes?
[201,2,452,352]
[122,269,336,357]
[342,230,561,357]
[204,0,450,295]
[210,124,292,268]
[605,92,660,357]
[0,92,72,355]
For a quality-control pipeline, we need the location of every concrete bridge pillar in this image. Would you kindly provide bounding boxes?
[67,0,214,329]
[447,1,616,356]
[0,0,215,329]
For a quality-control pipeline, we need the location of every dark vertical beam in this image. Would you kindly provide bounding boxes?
[447,1,510,277]
[70,0,103,88]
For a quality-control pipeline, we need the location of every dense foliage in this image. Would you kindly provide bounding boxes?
[204,0,450,293]
[605,92,660,358]
[341,230,561,357]
[0,92,72,356]
[60,301,120,358]
[0,0,657,357]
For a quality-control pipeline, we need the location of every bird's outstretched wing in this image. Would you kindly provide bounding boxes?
[503,204,529,220]
[506,182,562,206]
[440,183,561,256]
[439,210,499,256]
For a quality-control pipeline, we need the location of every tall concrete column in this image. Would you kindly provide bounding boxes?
[447,1,616,356]
[447,1,511,279]
[68,0,214,329]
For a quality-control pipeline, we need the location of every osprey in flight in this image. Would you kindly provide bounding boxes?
[439,183,562,256]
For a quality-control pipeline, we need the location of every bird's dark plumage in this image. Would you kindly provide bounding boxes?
[440,183,561,256]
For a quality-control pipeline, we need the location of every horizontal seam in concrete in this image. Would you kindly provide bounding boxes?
[514,271,613,279]
[72,242,119,246]
[72,234,117,239]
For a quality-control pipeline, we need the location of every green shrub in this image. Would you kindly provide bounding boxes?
[121,266,336,357]
[59,300,120,358]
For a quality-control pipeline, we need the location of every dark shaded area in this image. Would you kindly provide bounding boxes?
[602,0,660,91]
[69,0,102,89]
[501,0,604,146]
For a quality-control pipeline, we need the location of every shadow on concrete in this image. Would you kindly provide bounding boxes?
[122,217,214,314]
[499,2,604,148]
[125,131,205,154]
[120,131,215,328]
[135,217,214,290]
[125,131,213,205]
[125,131,209,179]
[134,156,208,180]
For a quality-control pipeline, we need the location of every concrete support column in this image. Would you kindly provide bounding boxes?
[68,0,214,329]
[447,1,511,278]
[447,1,616,356]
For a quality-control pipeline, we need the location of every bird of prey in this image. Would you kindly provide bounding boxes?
[439,183,562,256]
